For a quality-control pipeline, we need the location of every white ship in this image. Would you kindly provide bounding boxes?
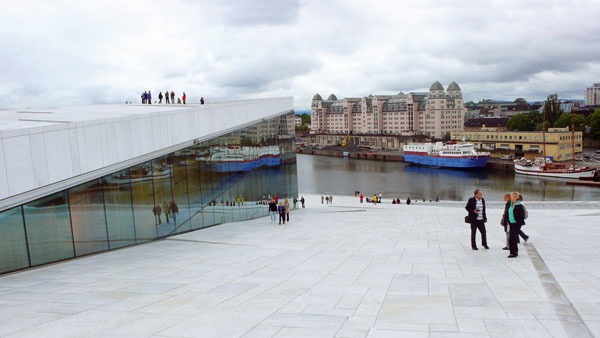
[514,157,596,179]
[403,141,489,168]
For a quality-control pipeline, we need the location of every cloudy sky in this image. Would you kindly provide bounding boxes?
[1,0,599,111]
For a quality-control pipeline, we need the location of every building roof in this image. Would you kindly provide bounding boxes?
[327,94,337,100]
[447,81,460,91]
[410,93,427,101]
[464,117,510,128]
[313,93,322,100]
[430,81,444,91]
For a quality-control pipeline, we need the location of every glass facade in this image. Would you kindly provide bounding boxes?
[0,112,297,275]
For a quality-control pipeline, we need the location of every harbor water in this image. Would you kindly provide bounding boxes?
[297,154,600,201]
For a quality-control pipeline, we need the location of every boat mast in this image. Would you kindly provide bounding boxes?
[542,104,547,170]
[571,114,576,167]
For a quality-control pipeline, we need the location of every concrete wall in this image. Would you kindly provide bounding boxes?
[0,97,293,207]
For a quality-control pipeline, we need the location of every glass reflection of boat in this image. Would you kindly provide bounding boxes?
[404,164,488,179]
[200,145,281,172]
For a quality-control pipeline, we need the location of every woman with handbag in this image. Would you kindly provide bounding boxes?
[507,192,526,258]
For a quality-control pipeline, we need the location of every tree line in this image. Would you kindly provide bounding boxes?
[506,94,600,141]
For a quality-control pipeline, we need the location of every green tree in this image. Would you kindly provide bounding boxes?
[514,97,528,105]
[589,108,600,141]
[542,94,562,128]
[300,113,311,125]
[442,132,451,142]
[507,113,535,131]
[295,125,309,132]
[553,113,587,132]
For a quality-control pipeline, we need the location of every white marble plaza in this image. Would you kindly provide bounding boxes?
[0,194,599,338]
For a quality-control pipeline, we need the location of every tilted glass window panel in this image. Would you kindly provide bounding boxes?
[68,179,109,256]
[153,155,175,238]
[102,169,136,249]
[170,151,191,234]
[0,206,29,274]
[24,191,74,266]
[130,161,157,243]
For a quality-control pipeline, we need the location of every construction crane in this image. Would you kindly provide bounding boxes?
[341,135,350,146]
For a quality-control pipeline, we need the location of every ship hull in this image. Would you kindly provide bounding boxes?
[404,153,489,168]
[514,165,596,179]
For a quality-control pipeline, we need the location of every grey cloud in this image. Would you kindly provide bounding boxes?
[216,0,301,26]
[208,52,322,90]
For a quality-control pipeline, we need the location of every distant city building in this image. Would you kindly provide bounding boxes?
[294,115,302,127]
[310,81,465,139]
[463,117,510,131]
[573,105,600,118]
[452,127,582,161]
[585,83,600,106]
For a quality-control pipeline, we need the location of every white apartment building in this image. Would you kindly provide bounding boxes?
[585,83,600,106]
[310,81,465,139]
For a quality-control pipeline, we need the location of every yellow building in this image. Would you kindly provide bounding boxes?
[451,127,583,162]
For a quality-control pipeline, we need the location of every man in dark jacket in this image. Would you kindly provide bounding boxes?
[465,189,488,250]
[158,92,163,104]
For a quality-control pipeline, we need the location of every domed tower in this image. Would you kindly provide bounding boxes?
[312,93,322,105]
[447,81,461,98]
[311,93,323,133]
[429,81,444,96]
[327,94,337,101]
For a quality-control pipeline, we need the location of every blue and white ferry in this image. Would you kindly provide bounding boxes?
[403,142,489,168]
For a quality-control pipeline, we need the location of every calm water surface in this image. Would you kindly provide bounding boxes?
[297,154,600,201]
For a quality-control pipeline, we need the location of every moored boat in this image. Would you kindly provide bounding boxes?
[514,157,596,179]
[403,142,489,168]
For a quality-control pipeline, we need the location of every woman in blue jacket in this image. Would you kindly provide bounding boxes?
[507,192,526,258]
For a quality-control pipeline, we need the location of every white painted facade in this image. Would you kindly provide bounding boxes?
[0,98,293,207]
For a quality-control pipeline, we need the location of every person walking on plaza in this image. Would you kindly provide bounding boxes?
[153,204,162,224]
[516,194,529,242]
[406,197,411,205]
[162,200,170,223]
[293,197,298,209]
[501,193,511,250]
[507,192,526,258]
[147,91,152,104]
[321,196,324,204]
[158,92,163,104]
[165,90,170,104]
[182,92,186,104]
[170,90,175,104]
[141,91,147,104]
[465,189,488,250]
[278,202,286,225]
[379,192,382,203]
[325,196,329,204]
[360,193,364,203]
[201,97,204,104]
[169,200,179,223]
[301,196,305,208]
[241,196,244,206]
[329,195,333,204]
[284,198,290,222]
[269,199,277,222]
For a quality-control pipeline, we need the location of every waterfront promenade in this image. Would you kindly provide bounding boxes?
[0,195,598,337]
